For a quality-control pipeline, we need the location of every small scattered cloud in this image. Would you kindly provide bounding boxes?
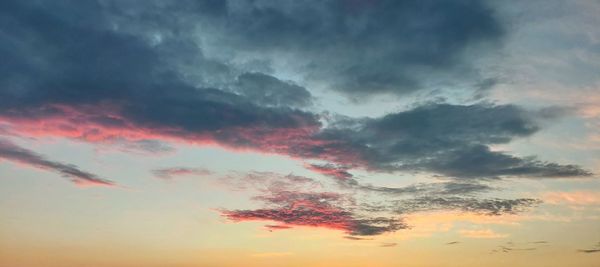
[578,242,600,253]
[152,167,212,180]
[380,242,397,247]
[396,197,540,216]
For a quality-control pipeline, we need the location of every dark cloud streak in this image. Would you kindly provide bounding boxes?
[0,139,113,187]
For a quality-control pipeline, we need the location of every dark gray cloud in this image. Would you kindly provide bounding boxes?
[0,0,505,103]
[210,0,505,97]
[221,190,407,236]
[0,138,113,186]
[313,103,591,178]
[0,0,590,183]
[0,0,320,147]
[220,171,322,192]
[235,72,312,108]
[578,242,600,253]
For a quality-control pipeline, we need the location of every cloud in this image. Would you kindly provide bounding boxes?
[543,191,600,206]
[304,163,354,181]
[219,171,322,192]
[234,72,312,108]
[152,167,212,179]
[459,229,508,239]
[396,197,540,216]
[0,1,590,185]
[315,103,591,179]
[578,242,600,253]
[221,189,406,236]
[356,182,493,196]
[0,138,113,187]
[446,241,460,245]
[210,0,505,97]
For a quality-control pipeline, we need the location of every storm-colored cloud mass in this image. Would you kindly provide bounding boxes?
[234,72,312,108]
[1,1,599,265]
[0,0,595,242]
[0,0,589,182]
[0,139,113,187]
[206,0,505,97]
[578,242,600,253]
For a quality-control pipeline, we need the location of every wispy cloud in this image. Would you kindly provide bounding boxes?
[152,167,212,180]
[0,138,113,187]
[222,190,406,236]
[0,1,589,182]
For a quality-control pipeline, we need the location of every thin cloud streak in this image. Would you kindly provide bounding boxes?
[0,138,113,187]
[152,167,212,180]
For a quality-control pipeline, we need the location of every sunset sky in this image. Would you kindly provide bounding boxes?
[1,1,599,266]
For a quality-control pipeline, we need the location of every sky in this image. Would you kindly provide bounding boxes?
[0,0,599,266]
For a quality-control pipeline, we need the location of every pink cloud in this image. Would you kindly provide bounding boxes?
[543,191,600,205]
